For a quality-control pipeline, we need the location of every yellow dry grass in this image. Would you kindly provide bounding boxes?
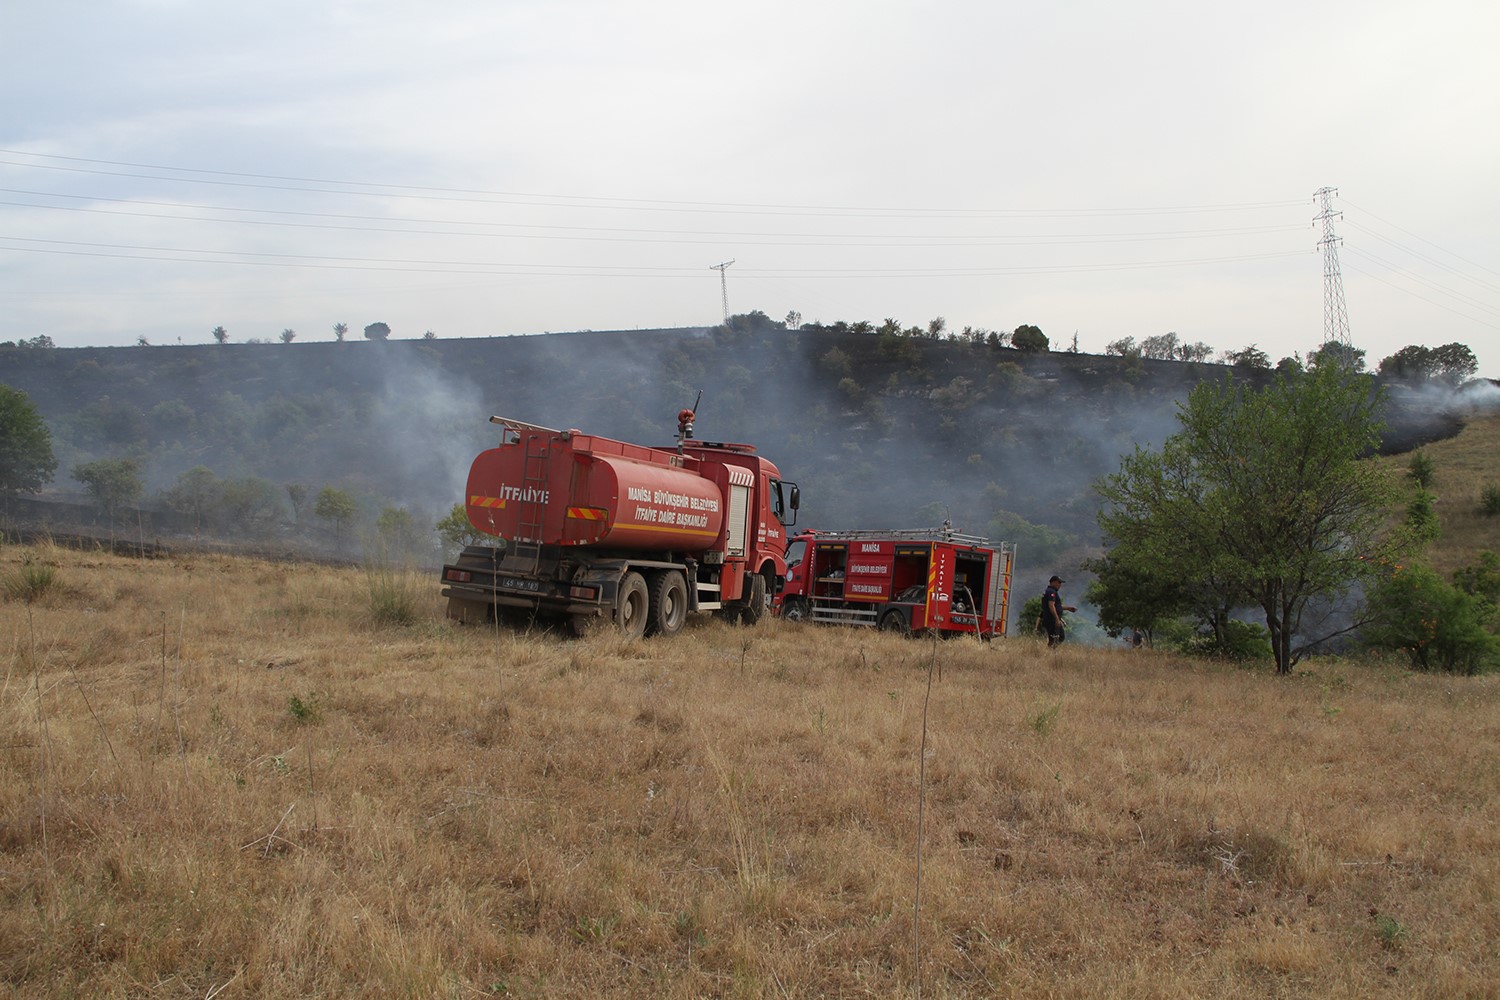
[2,540,1497,998]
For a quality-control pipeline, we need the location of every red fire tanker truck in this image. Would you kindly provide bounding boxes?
[440,410,799,637]
[774,528,1013,638]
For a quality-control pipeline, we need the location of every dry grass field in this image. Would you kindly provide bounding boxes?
[2,539,1497,999]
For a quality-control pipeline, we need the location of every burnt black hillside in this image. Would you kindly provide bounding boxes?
[0,317,1467,568]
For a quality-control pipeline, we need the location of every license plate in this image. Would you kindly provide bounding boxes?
[499,577,541,593]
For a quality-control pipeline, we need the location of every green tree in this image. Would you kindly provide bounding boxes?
[374,505,425,560]
[1083,548,1194,645]
[1140,332,1179,360]
[286,483,310,525]
[314,486,358,546]
[1380,343,1477,385]
[1308,340,1366,372]
[212,326,228,345]
[164,466,220,536]
[1096,364,1403,673]
[363,322,391,341]
[1429,342,1478,384]
[0,385,58,497]
[1378,345,1434,381]
[436,502,487,559]
[1011,325,1048,352]
[73,457,144,528]
[219,476,285,536]
[280,328,297,344]
[1175,341,1215,363]
[1223,344,1271,369]
[333,322,348,343]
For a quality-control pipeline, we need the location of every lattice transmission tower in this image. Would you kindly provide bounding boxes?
[1313,186,1351,347]
[710,259,734,325]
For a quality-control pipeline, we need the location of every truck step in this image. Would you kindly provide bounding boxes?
[811,607,878,626]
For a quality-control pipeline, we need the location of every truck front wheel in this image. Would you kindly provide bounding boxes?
[739,573,769,625]
[780,597,809,622]
[615,571,649,638]
[646,570,688,637]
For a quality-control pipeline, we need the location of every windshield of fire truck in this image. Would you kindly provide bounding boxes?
[784,538,807,570]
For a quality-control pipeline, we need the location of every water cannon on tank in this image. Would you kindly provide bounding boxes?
[676,390,703,453]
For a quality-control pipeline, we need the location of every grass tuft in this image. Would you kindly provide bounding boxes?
[3,554,58,603]
[365,562,422,625]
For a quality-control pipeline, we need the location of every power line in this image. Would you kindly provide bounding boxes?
[1343,246,1500,321]
[1344,261,1500,332]
[0,149,1308,220]
[1341,196,1500,281]
[0,189,1309,246]
[0,235,1309,278]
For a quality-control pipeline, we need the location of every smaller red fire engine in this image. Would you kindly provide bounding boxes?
[774,527,1014,638]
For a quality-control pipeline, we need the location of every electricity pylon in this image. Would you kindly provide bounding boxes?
[710,260,734,324]
[1313,187,1351,348]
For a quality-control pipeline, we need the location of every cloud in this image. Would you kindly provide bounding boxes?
[2,0,1497,376]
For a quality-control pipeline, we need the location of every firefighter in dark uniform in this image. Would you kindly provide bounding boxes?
[1041,575,1076,648]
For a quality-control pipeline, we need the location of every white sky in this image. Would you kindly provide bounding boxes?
[3,0,1498,376]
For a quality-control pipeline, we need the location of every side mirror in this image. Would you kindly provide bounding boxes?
[789,484,800,510]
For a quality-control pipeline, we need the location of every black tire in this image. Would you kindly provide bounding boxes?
[780,597,809,623]
[615,571,649,638]
[739,573,769,625]
[646,570,688,637]
[878,609,910,635]
[446,597,491,624]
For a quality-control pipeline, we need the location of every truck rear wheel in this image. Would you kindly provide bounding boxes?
[615,571,649,638]
[446,597,491,624]
[646,570,688,637]
[879,609,910,635]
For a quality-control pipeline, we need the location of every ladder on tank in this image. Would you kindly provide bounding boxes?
[487,415,559,577]
[511,429,551,577]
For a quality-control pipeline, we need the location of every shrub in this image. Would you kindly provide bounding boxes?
[1481,483,1500,517]
[1453,551,1500,603]
[1404,489,1441,544]
[1182,619,1274,662]
[1018,595,1044,635]
[1406,450,1436,489]
[1362,563,1500,674]
[287,693,322,724]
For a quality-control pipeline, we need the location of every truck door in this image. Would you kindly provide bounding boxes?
[927,545,954,627]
